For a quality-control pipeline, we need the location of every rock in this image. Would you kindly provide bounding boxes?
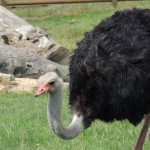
[0,44,69,81]
[46,45,71,64]
[0,6,32,32]
[0,6,70,65]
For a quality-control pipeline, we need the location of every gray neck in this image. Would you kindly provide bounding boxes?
[47,84,84,140]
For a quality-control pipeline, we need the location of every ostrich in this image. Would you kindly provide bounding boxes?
[35,9,150,150]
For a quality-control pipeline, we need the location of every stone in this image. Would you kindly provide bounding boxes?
[0,44,69,81]
[0,5,71,65]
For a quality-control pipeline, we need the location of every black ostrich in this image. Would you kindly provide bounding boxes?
[35,9,150,150]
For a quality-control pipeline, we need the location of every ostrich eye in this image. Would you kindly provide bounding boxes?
[48,80,55,86]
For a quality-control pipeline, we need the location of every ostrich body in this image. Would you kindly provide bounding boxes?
[35,9,150,150]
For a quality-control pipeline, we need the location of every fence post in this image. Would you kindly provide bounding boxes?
[0,0,6,6]
[112,0,117,7]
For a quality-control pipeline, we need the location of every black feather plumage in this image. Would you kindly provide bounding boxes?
[69,8,150,127]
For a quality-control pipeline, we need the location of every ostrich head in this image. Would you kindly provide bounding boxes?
[35,72,63,96]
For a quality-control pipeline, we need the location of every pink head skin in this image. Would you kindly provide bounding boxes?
[35,84,53,97]
[34,72,58,97]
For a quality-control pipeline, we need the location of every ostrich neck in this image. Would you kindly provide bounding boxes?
[47,85,84,140]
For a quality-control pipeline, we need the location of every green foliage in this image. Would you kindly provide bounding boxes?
[0,92,150,150]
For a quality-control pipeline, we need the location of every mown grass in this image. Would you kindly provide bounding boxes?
[0,92,150,150]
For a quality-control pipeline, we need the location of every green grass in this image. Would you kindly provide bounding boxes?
[0,92,150,150]
[9,1,150,51]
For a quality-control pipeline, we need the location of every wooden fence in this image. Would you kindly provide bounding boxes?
[0,0,146,8]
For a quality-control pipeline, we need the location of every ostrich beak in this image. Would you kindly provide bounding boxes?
[34,85,51,97]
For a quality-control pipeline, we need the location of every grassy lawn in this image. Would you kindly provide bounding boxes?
[1,1,150,150]
[0,92,150,150]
